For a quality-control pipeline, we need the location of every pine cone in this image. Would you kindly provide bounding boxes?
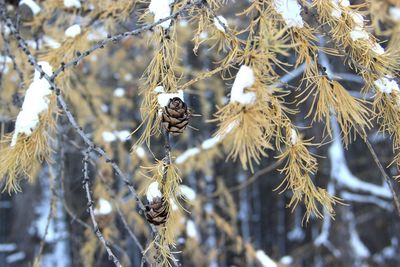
[162,97,191,136]
[145,197,169,225]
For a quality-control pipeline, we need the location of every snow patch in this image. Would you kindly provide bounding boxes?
[19,0,41,15]
[389,7,400,21]
[115,130,130,141]
[230,65,256,105]
[213,15,228,33]
[175,148,200,164]
[43,36,61,49]
[146,182,162,202]
[329,117,392,198]
[0,244,17,252]
[135,146,146,158]
[102,130,131,143]
[11,61,53,146]
[102,131,117,142]
[273,0,304,28]
[374,77,399,94]
[94,198,112,215]
[64,0,81,8]
[256,250,277,267]
[350,228,370,258]
[65,24,81,38]
[155,86,184,107]
[113,87,125,97]
[186,220,199,241]
[149,0,174,29]
[290,129,298,145]
[350,27,369,41]
[6,252,26,264]
[179,185,196,201]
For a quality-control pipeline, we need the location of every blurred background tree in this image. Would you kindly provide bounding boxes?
[0,0,400,266]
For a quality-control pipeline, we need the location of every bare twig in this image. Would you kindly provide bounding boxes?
[82,148,123,267]
[364,139,400,217]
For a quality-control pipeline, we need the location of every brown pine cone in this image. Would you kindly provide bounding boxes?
[162,97,191,136]
[145,197,169,225]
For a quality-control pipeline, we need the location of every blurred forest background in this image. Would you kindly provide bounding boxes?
[0,0,400,267]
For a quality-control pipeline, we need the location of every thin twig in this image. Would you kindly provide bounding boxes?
[82,148,123,267]
[364,139,400,217]
[228,160,283,193]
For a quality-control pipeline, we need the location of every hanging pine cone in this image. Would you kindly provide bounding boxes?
[145,197,169,225]
[162,97,191,136]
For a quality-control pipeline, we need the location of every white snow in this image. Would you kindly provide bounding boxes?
[146,181,162,202]
[102,130,131,142]
[350,12,364,27]
[115,130,130,141]
[65,24,81,38]
[201,136,221,150]
[0,244,16,252]
[373,238,398,263]
[273,0,304,28]
[256,250,277,267]
[213,15,228,33]
[102,131,117,142]
[87,26,108,41]
[179,185,196,201]
[64,0,81,8]
[329,117,392,199]
[186,220,199,241]
[176,121,238,164]
[389,7,400,21]
[170,198,178,211]
[290,129,298,145]
[330,0,350,18]
[280,256,293,265]
[43,36,61,49]
[11,61,53,146]
[340,191,392,210]
[135,146,146,158]
[175,148,200,164]
[374,77,399,94]
[287,225,305,241]
[156,86,184,107]
[350,226,370,258]
[94,198,113,215]
[19,0,41,15]
[113,87,125,97]
[371,42,385,55]
[149,0,174,29]
[124,73,132,81]
[350,27,369,41]
[230,65,256,105]
[6,252,26,264]
[330,0,342,18]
